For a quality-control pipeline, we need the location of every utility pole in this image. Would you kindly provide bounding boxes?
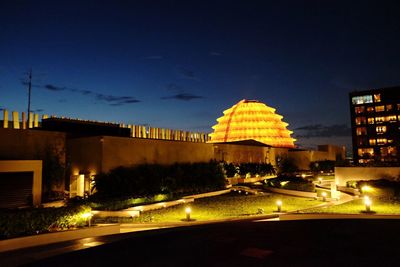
[27,68,32,126]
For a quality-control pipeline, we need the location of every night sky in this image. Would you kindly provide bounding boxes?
[1,1,400,152]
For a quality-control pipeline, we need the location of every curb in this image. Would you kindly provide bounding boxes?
[0,224,120,253]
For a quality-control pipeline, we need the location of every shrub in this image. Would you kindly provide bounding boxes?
[309,160,335,173]
[223,162,275,178]
[93,161,226,199]
[0,204,90,239]
[265,176,315,192]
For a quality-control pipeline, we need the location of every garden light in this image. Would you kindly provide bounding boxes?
[81,211,93,227]
[81,211,92,219]
[364,196,372,212]
[322,192,327,202]
[185,207,192,221]
[318,177,322,184]
[276,200,282,212]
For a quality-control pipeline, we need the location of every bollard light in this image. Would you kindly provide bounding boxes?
[81,211,93,227]
[318,177,322,184]
[322,192,327,202]
[185,207,191,221]
[276,200,282,212]
[364,196,372,212]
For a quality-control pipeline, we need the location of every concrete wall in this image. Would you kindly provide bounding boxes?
[68,136,215,175]
[288,150,336,170]
[335,166,400,186]
[213,143,269,164]
[101,136,214,172]
[0,128,66,192]
[0,128,66,162]
[318,144,346,160]
[67,136,103,176]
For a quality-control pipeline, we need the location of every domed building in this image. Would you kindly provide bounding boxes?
[209,99,296,148]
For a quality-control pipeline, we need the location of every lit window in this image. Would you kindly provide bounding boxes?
[352,95,373,105]
[376,126,387,133]
[355,106,365,114]
[367,106,374,113]
[386,104,393,111]
[397,104,400,110]
[367,117,375,124]
[355,117,366,125]
[388,139,394,144]
[388,146,397,156]
[377,138,387,145]
[358,148,374,157]
[387,115,397,122]
[380,146,397,157]
[374,94,381,102]
[375,105,385,112]
[375,117,385,123]
[369,139,376,145]
[356,127,367,136]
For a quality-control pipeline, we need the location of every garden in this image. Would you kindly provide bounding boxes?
[131,192,321,223]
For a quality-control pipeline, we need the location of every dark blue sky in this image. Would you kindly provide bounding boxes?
[1,0,400,150]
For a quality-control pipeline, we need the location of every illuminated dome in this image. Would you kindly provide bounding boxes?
[209,99,296,148]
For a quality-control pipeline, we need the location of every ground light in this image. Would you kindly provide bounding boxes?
[185,207,191,221]
[364,196,372,212]
[276,200,282,212]
[322,192,327,202]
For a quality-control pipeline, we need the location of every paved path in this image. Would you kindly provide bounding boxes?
[10,219,400,267]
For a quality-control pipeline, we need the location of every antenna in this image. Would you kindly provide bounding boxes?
[27,68,32,126]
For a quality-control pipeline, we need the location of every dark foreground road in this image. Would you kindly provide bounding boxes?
[3,219,400,266]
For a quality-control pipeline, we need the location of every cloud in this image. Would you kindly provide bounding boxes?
[178,67,197,80]
[144,55,163,60]
[95,93,141,105]
[165,83,183,92]
[44,84,66,91]
[27,81,141,106]
[161,93,205,101]
[294,124,351,139]
[209,52,222,56]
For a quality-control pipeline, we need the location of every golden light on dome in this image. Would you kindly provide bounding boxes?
[209,99,296,148]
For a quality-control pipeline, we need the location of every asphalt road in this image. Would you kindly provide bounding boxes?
[3,219,400,267]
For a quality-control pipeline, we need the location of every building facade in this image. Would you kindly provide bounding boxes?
[350,87,400,164]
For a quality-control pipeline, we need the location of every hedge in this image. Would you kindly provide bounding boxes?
[0,204,90,239]
[265,176,316,193]
[93,161,226,199]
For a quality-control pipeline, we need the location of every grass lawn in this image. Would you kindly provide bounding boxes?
[132,192,321,223]
[302,197,400,214]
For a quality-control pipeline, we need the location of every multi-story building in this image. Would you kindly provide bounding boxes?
[350,87,400,164]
